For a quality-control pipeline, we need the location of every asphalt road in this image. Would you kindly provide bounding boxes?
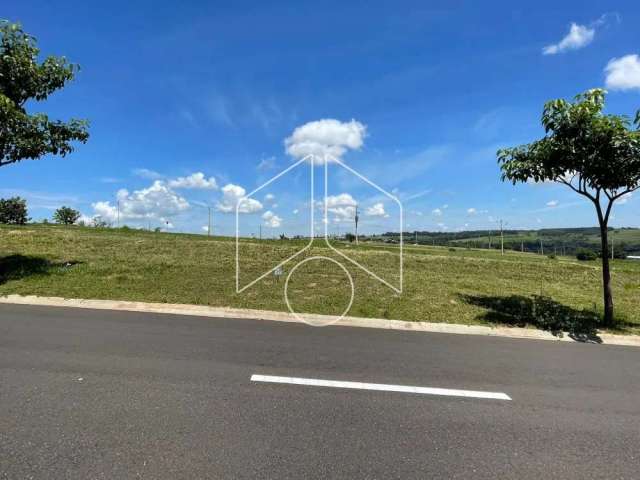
[1,304,639,479]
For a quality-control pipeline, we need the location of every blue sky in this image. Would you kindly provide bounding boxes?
[2,1,639,236]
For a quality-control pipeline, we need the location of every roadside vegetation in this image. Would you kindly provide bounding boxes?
[1,224,638,335]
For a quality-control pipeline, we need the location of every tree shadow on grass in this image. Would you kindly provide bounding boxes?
[459,294,609,343]
[0,254,81,285]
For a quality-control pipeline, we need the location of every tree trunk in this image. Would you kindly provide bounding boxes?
[598,221,614,327]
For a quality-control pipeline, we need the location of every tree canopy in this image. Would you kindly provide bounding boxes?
[0,20,89,167]
[0,196,29,224]
[498,89,640,203]
[53,206,81,225]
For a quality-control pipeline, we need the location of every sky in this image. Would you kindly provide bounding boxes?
[2,0,640,237]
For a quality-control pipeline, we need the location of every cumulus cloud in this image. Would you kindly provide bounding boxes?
[285,119,366,163]
[432,208,442,216]
[605,54,640,91]
[92,180,190,223]
[322,193,357,222]
[547,200,559,207]
[467,208,477,215]
[264,193,275,203]
[216,183,263,213]
[365,202,386,217]
[543,22,595,55]
[293,209,299,214]
[262,210,282,228]
[168,172,218,190]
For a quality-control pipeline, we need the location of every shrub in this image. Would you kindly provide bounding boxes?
[576,249,597,261]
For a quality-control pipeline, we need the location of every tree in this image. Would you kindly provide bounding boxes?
[0,196,29,224]
[0,20,89,168]
[53,206,80,225]
[345,232,356,242]
[498,89,640,326]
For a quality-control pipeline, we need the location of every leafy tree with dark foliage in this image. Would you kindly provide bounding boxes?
[53,206,80,225]
[0,196,29,224]
[0,20,89,168]
[498,89,640,327]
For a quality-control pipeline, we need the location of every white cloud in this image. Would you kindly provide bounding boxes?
[216,183,263,213]
[618,192,633,205]
[264,193,275,202]
[605,54,640,91]
[202,225,209,232]
[262,210,282,228]
[257,156,276,171]
[293,209,299,214]
[285,119,366,163]
[543,23,595,55]
[92,180,190,223]
[467,208,477,215]
[365,202,386,217]
[168,172,218,190]
[132,168,163,180]
[547,200,559,207]
[325,193,357,208]
[323,193,357,222]
[432,208,442,216]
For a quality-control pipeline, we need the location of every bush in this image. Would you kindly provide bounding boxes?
[576,249,597,261]
[547,253,557,260]
[0,197,29,224]
[345,233,356,242]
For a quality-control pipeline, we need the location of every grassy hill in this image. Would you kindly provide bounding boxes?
[1,224,639,335]
[376,227,640,257]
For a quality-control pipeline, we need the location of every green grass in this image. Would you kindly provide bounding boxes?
[1,224,639,335]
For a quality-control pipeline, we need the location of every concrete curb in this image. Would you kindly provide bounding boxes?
[1,294,639,347]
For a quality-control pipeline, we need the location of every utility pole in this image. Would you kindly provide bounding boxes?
[488,231,492,250]
[521,241,524,253]
[207,206,212,237]
[539,238,544,255]
[415,231,418,245]
[354,204,359,245]
[259,225,262,241]
[116,200,120,228]
[500,220,504,256]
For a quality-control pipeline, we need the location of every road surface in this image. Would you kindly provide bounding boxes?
[1,304,639,479]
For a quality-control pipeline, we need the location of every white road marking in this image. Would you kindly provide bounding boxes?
[250,374,512,400]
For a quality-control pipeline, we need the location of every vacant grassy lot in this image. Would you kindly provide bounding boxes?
[1,224,639,334]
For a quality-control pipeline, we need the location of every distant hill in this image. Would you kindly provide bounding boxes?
[373,227,640,257]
